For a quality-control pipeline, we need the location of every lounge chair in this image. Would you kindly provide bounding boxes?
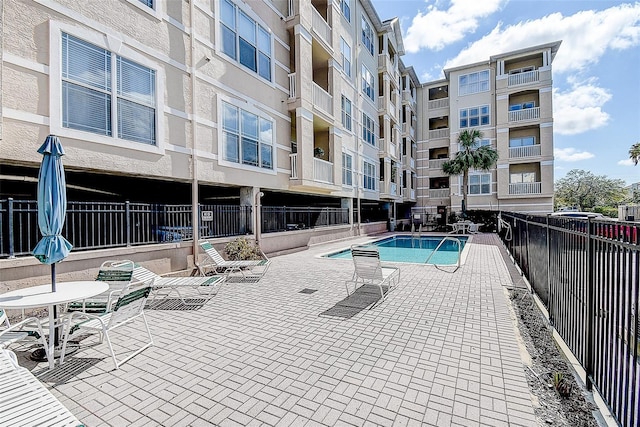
[66,259,134,313]
[346,245,400,303]
[131,264,224,307]
[197,241,271,281]
[0,309,49,360]
[60,286,153,370]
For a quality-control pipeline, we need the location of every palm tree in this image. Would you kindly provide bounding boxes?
[442,129,499,214]
[630,142,640,166]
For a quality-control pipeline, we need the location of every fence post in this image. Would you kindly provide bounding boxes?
[584,218,594,391]
[125,201,131,247]
[8,198,15,258]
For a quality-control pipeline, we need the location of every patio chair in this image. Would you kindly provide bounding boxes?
[131,264,224,307]
[197,241,271,281]
[346,245,400,303]
[0,309,49,360]
[60,286,153,370]
[66,259,134,313]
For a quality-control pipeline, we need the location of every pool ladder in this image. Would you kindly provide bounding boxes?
[425,236,462,272]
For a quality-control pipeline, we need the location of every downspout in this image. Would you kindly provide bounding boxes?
[190,0,199,268]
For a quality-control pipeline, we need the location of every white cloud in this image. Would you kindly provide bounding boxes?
[404,0,507,53]
[618,158,635,166]
[554,147,595,162]
[442,4,640,74]
[553,78,611,135]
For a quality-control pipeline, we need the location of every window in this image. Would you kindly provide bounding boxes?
[460,105,489,128]
[62,33,156,145]
[361,16,374,55]
[362,112,376,146]
[471,138,491,150]
[340,0,350,22]
[510,102,535,110]
[341,96,352,131]
[361,65,374,101]
[510,172,535,183]
[469,173,491,195]
[342,153,353,186]
[363,161,376,190]
[459,70,490,96]
[509,66,534,74]
[222,101,273,169]
[138,0,153,7]
[220,0,271,81]
[340,38,351,77]
[509,136,535,147]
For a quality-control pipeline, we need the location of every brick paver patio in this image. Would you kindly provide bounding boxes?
[20,233,536,426]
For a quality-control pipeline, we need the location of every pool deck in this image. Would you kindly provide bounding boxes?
[19,233,537,426]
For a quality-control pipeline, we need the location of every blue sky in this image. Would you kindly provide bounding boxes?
[370,0,640,186]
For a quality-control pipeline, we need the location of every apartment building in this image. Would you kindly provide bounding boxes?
[0,0,556,232]
[417,42,560,217]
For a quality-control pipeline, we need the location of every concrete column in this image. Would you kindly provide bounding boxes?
[296,107,314,181]
[341,198,352,226]
[330,127,343,185]
[239,187,254,235]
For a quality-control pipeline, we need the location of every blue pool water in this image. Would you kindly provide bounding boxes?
[325,235,468,265]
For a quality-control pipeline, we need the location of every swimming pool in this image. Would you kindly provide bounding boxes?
[325,235,468,265]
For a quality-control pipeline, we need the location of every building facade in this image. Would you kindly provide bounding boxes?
[0,0,558,231]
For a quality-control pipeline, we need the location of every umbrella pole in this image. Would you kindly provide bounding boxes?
[51,264,58,369]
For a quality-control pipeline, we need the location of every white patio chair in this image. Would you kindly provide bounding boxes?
[132,264,224,307]
[345,245,400,303]
[197,241,271,281]
[60,286,153,370]
[0,309,49,361]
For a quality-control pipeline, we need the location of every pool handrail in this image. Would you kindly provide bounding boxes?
[425,236,462,272]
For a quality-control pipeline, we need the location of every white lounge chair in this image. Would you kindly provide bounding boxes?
[346,245,400,303]
[66,260,134,313]
[0,310,49,361]
[132,264,224,306]
[197,241,271,281]
[60,286,153,370]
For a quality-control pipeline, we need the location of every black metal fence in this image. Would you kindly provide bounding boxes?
[0,199,252,258]
[261,206,349,233]
[499,212,639,427]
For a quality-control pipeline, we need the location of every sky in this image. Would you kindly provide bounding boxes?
[370,0,640,186]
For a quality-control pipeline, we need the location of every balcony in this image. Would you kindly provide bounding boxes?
[428,98,449,110]
[311,7,331,49]
[378,54,398,81]
[389,143,397,158]
[402,188,416,200]
[380,181,400,197]
[509,107,540,123]
[429,188,450,198]
[508,70,539,87]
[429,159,448,169]
[312,82,333,116]
[288,73,296,99]
[313,157,333,183]
[402,90,416,106]
[289,153,298,179]
[429,128,449,140]
[377,97,396,116]
[509,182,542,195]
[509,145,541,159]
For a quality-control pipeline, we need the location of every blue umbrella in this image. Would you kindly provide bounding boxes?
[32,135,73,363]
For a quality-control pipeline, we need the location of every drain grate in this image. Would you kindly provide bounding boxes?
[299,288,318,294]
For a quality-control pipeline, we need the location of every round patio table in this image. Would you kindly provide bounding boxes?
[0,281,109,369]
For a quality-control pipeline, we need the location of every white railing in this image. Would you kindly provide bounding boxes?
[509,145,541,158]
[509,182,542,195]
[313,157,333,183]
[377,96,385,111]
[429,128,449,139]
[410,126,415,139]
[390,183,397,196]
[429,188,450,198]
[508,70,539,87]
[428,98,449,109]
[403,90,416,106]
[312,82,332,115]
[389,143,396,158]
[288,73,296,99]
[429,159,448,169]
[410,158,415,169]
[287,0,294,18]
[311,7,331,47]
[509,107,540,122]
[402,188,415,200]
[289,153,298,179]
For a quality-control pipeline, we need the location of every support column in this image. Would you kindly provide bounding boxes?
[330,127,342,185]
[239,187,255,236]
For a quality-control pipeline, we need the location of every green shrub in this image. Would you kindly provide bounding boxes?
[224,237,263,261]
[591,206,618,218]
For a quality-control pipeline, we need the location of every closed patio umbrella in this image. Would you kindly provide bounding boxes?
[32,135,73,362]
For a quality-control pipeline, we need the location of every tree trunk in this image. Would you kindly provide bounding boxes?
[462,171,469,214]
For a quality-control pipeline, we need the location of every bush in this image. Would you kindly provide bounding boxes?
[224,237,263,261]
[591,206,618,218]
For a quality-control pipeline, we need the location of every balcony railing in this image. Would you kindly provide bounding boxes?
[509,107,540,122]
[289,153,298,179]
[428,98,449,110]
[402,90,416,106]
[313,157,333,183]
[389,143,396,158]
[287,0,294,18]
[429,128,449,139]
[311,7,331,47]
[429,159,448,169]
[312,82,332,115]
[261,206,349,233]
[508,70,539,87]
[509,145,541,158]
[429,188,450,198]
[288,73,296,99]
[402,188,416,200]
[509,182,542,195]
